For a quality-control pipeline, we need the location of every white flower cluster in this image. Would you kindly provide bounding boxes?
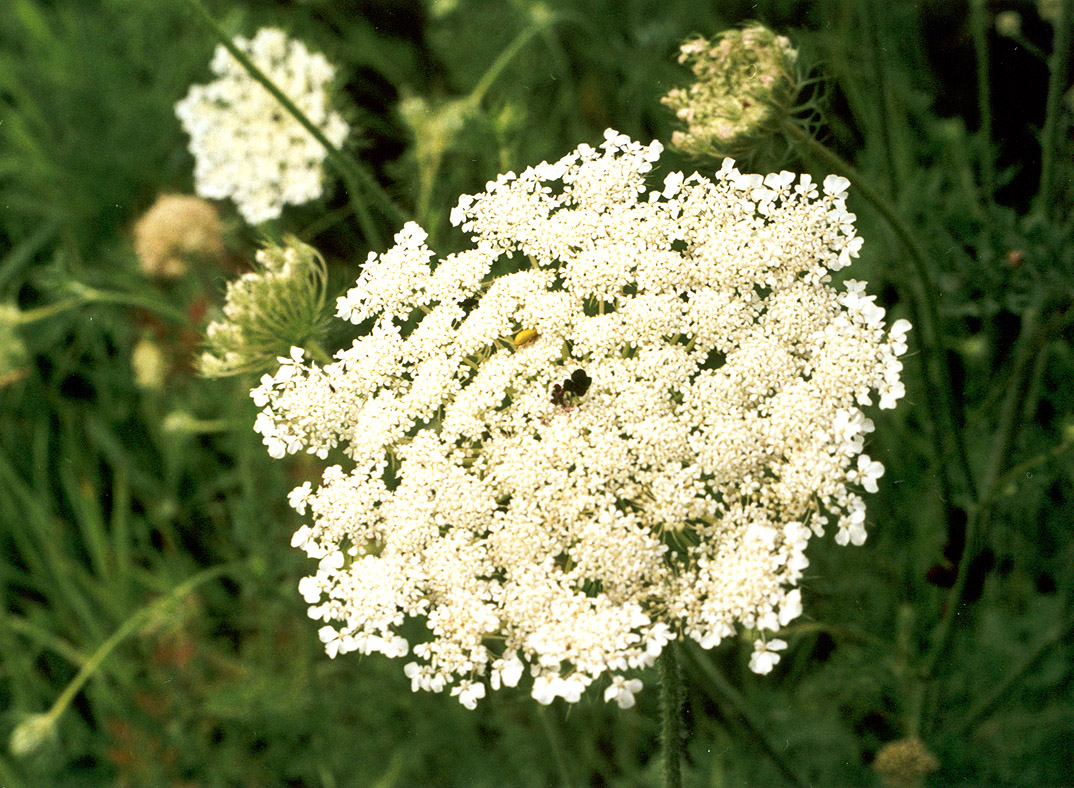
[252,130,910,709]
[175,27,349,225]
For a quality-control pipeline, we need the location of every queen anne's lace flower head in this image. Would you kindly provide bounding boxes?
[252,129,910,708]
[175,28,350,225]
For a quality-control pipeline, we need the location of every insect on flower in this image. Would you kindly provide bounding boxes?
[513,328,540,349]
[552,368,592,407]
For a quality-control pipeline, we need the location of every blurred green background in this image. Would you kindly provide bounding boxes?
[1,0,1072,785]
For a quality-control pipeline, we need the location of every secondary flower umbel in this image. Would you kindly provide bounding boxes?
[200,237,328,378]
[663,25,799,159]
[252,130,910,708]
[175,27,350,225]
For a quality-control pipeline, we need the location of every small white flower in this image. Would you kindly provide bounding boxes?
[849,454,885,493]
[604,676,644,709]
[288,482,314,514]
[297,575,322,604]
[748,638,788,675]
[491,654,524,690]
[318,626,356,659]
[778,588,803,626]
[451,680,487,709]
[822,174,851,198]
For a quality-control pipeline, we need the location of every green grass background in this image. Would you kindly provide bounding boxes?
[1,0,1072,785]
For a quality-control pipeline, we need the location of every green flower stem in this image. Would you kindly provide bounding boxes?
[304,338,335,366]
[20,563,238,748]
[13,298,82,325]
[414,18,551,229]
[990,436,1074,503]
[862,2,900,190]
[659,644,684,788]
[0,614,87,667]
[536,706,576,788]
[39,286,189,324]
[1038,0,1074,218]
[179,0,408,248]
[469,20,547,108]
[913,302,1072,735]
[781,120,977,502]
[969,0,995,204]
[953,600,1074,737]
[684,643,809,788]
[1008,33,1048,63]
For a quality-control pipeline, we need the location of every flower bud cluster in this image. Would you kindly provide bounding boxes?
[133,194,225,279]
[251,130,909,708]
[873,737,940,788]
[175,28,349,225]
[200,238,327,377]
[662,25,798,159]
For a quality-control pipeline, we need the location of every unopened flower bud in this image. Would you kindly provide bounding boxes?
[874,737,940,788]
[994,10,1022,37]
[133,194,225,279]
[9,713,58,758]
[132,336,168,390]
[199,238,328,377]
[662,25,799,159]
[1037,0,1060,23]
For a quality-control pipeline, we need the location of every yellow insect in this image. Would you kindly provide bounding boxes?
[513,328,539,349]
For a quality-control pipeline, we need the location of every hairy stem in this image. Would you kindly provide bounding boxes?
[1038,0,1074,219]
[660,644,684,788]
[537,706,577,788]
[955,600,1074,737]
[30,563,238,738]
[914,302,1072,734]
[969,0,995,204]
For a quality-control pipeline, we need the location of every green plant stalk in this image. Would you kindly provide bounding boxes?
[178,0,408,246]
[110,465,132,602]
[915,305,1052,735]
[415,18,550,228]
[991,437,1074,503]
[304,338,335,366]
[0,452,108,642]
[684,643,809,788]
[0,614,87,667]
[969,0,995,204]
[537,706,576,788]
[781,120,977,502]
[1038,0,1074,218]
[953,601,1074,737]
[469,21,547,108]
[660,644,684,788]
[65,284,189,324]
[29,563,237,738]
[12,297,81,325]
[861,1,899,191]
